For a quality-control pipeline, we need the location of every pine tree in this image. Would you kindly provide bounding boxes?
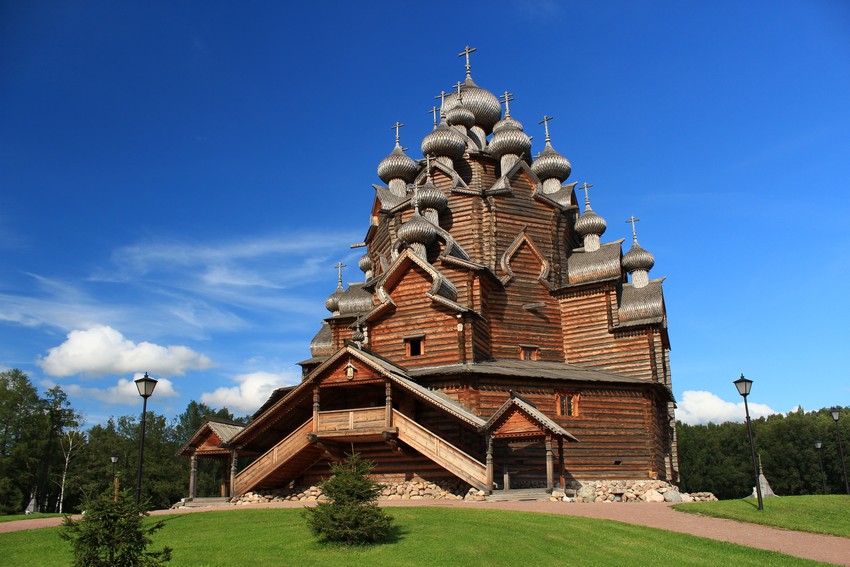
[302,452,392,545]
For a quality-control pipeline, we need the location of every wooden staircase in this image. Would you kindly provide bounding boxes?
[393,410,487,491]
[232,418,321,495]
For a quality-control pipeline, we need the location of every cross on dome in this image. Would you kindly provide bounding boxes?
[579,182,594,209]
[539,115,554,143]
[428,106,439,127]
[333,261,347,285]
[391,121,404,145]
[626,216,641,242]
[458,45,477,78]
[500,91,515,116]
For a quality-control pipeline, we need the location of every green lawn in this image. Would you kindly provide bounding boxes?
[0,512,63,523]
[673,495,850,538]
[0,507,832,566]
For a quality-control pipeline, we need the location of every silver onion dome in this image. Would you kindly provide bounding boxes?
[421,120,467,159]
[531,142,572,182]
[338,284,375,316]
[443,76,502,133]
[489,124,532,159]
[622,242,655,273]
[377,143,418,184]
[446,101,475,129]
[351,326,365,343]
[358,252,372,274]
[414,178,448,212]
[325,284,344,313]
[492,114,523,134]
[397,210,437,246]
[575,208,607,238]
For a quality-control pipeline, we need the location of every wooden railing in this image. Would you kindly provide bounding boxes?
[316,407,386,432]
[393,410,487,490]
[233,418,313,495]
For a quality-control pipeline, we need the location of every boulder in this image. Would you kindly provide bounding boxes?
[642,489,665,502]
[577,484,597,503]
[663,490,682,503]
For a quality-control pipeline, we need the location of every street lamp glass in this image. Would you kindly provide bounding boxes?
[134,372,158,399]
[832,409,841,422]
[110,455,119,464]
[733,375,753,397]
[815,441,822,450]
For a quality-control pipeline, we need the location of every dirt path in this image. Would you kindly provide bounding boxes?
[3,500,848,566]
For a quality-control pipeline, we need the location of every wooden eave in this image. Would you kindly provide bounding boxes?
[481,394,578,442]
[176,417,246,457]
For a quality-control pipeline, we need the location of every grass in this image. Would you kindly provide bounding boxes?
[673,495,850,538]
[0,507,832,567]
[0,512,64,523]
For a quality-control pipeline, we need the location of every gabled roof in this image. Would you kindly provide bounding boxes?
[409,359,645,384]
[176,416,246,456]
[564,240,624,286]
[481,393,578,442]
[231,345,485,447]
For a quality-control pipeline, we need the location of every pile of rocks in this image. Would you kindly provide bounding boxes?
[232,486,328,504]
[232,479,474,504]
[551,480,717,503]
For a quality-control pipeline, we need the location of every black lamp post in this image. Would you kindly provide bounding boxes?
[733,374,763,510]
[134,372,158,505]
[830,408,850,495]
[815,441,827,494]
[110,454,118,480]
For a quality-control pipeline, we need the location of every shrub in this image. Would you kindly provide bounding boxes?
[60,489,172,566]
[302,452,393,545]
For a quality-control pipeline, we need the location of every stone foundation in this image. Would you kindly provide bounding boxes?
[551,479,717,503]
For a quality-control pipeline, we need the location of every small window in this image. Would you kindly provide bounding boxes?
[557,393,578,417]
[519,345,539,361]
[405,336,424,357]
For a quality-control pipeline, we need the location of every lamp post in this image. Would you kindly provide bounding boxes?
[815,441,827,494]
[110,454,118,480]
[733,374,763,510]
[831,408,850,495]
[111,454,119,502]
[134,372,158,505]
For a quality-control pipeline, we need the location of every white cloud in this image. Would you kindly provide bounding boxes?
[58,374,179,406]
[676,390,778,425]
[37,325,214,377]
[201,370,299,414]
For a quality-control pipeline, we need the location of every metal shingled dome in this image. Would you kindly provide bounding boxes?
[414,178,448,212]
[358,252,372,274]
[489,124,532,159]
[446,102,475,129]
[492,115,523,134]
[421,121,467,159]
[397,210,437,246]
[337,283,375,315]
[443,76,502,133]
[324,284,344,313]
[531,142,572,181]
[622,241,655,272]
[377,144,418,184]
[575,208,607,237]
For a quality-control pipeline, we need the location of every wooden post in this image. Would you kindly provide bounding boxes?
[558,438,565,489]
[385,380,393,427]
[229,450,238,498]
[313,386,320,432]
[545,436,554,492]
[189,454,197,499]
[485,433,494,494]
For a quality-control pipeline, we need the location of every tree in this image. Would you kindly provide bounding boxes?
[56,430,85,513]
[61,488,172,566]
[303,452,393,545]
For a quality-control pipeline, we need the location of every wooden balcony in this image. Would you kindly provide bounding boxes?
[312,407,393,441]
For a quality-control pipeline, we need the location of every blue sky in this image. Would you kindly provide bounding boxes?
[1,1,848,426]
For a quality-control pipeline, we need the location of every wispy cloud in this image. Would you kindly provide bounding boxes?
[677,390,777,425]
[37,325,214,377]
[201,370,299,414]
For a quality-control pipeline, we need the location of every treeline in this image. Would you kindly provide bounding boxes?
[677,407,850,499]
[0,369,244,514]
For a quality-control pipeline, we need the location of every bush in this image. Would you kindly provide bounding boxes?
[60,489,172,566]
[303,452,393,545]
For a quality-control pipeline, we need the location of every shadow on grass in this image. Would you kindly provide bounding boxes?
[311,522,409,548]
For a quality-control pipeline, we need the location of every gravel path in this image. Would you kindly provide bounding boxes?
[3,500,848,566]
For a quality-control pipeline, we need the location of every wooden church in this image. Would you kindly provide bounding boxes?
[180,48,679,497]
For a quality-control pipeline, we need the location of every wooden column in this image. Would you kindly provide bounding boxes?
[558,438,565,489]
[188,454,197,499]
[312,386,320,432]
[485,433,494,494]
[385,379,393,427]
[229,450,238,498]
[545,436,554,492]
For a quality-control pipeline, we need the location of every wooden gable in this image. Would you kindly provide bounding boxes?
[317,353,384,387]
[490,407,547,440]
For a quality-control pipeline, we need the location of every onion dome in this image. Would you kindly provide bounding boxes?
[575,208,607,238]
[446,100,475,129]
[351,326,365,344]
[489,124,532,159]
[421,119,467,159]
[622,241,655,273]
[324,283,344,313]
[443,76,502,133]
[358,252,372,274]
[413,177,448,212]
[531,142,572,182]
[338,283,375,315]
[397,209,437,246]
[377,143,418,184]
[492,114,523,134]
